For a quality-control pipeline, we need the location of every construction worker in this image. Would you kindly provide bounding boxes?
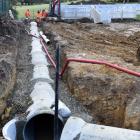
[41,9,48,20]
[35,10,42,25]
[25,9,31,18]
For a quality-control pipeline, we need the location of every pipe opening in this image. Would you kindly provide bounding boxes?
[23,113,64,140]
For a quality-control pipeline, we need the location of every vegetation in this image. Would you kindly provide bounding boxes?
[136,14,140,20]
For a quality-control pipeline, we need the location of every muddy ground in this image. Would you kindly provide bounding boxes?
[44,21,140,130]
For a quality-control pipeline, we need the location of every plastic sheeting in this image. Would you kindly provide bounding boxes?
[91,6,111,24]
[56,5,93,20]
[55,4,140,23]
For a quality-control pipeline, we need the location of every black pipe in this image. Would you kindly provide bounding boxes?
[54,45,60,140]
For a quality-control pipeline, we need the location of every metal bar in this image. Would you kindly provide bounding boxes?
[54,46,60,140]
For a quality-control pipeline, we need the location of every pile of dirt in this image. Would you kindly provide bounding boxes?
[0,16,27,133]
[0,37,17,116]
[44,22,140,130]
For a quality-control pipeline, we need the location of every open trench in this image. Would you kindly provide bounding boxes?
[43,21,140,130]
[1,18,140,138]
[0,20,92,138]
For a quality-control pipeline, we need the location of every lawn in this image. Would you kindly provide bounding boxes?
[136,14,140,20]
[15,4,49,19]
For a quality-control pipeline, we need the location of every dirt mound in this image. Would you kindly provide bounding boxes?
[0,16,25,121]
[45,22,140,130]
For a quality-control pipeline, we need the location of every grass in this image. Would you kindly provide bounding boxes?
[136,14,140,20]
[14,4,49,19]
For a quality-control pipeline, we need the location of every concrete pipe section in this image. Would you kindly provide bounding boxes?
[61,117,140,140]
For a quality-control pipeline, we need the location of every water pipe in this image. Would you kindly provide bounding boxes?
[60,58,140,77]
[40,39,56,68]
[27,31,56,68]
[38,33,140,78]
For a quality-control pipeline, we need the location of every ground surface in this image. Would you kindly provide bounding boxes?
[44,21,140,130]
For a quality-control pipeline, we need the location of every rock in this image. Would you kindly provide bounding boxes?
[124,95,140,130]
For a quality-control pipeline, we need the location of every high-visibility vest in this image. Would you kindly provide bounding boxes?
[42,12,48,18]
[39,12,43,18]
[36,13,41,18]
[25,11,30,17]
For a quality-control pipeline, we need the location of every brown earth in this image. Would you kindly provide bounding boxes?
[0,17,21,117]
[44,22,140,130]
[0,19,92,139]
[0,16,30,136]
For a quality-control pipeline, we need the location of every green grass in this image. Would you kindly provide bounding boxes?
[14,4,49,19]
[136,14,140,20]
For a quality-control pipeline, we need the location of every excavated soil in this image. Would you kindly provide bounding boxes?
[0,18,92,138]
[44,21,140,130]
[0,17,33,137]
[1,17,140,138]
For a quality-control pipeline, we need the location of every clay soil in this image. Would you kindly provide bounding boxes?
[44,21,140,130]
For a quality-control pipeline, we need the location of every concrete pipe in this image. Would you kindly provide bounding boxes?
[60,117,140,140]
